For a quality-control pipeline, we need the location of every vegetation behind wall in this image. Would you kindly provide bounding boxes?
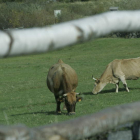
[0,0,140,29]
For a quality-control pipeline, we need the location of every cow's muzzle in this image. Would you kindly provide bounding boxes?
[92,91,98,95]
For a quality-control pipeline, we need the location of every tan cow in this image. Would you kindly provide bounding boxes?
[47,59,81,115]
[92,57,140,94]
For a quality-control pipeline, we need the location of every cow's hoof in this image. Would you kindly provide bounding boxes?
[56,111,61,115]
[68,112,75,115]
[63,107,67,111]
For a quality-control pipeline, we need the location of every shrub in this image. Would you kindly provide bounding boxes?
[0,0,140,29]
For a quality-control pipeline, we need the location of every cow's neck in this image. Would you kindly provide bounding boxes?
[100,74,112,84]
[100,63,113,84]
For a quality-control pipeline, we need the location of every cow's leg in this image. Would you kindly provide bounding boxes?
[115,82,119,93]
[63,103,67,110]
[55,95,61,114]
[123,83,129,92]
[119,76,129,92]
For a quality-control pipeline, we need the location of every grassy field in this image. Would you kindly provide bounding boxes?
[0,38,140,127]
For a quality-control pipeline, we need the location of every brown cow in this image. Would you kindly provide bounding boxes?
[92,57,140,94]
[47,59,81,115]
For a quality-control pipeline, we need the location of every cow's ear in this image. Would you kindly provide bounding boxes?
[59,99,64,102]
[96,79,100,84]
[63,93,68,97]
[77,97,82,102]
[58,98,64,102]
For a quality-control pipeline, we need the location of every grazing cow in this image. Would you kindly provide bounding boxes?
[47,59,81,115]
[92,57,140,94]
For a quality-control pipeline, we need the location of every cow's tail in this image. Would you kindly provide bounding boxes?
[61,66,65,73]
[61,66,67,77]
[61,66,72,91]
[60,63,66,74]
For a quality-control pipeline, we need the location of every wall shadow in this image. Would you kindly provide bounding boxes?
[82,87,140,95]
[100,87,140,94]
[11,111,66,116]
[82,92,93,95]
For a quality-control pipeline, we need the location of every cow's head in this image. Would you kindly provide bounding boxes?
[63,92,82,115]
[92,76,106,94]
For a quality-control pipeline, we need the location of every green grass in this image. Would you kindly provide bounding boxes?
[0,38,140,127]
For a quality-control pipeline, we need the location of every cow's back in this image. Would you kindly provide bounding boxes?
[47,60,78,94]
[112,58,140,80]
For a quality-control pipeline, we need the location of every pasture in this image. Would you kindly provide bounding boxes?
[0,38,140,127]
